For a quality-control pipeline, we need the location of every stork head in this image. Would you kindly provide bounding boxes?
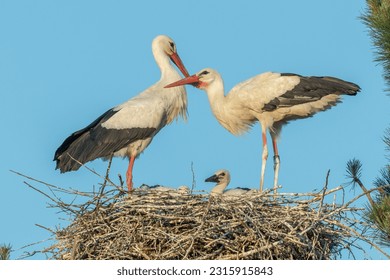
[206,169,231,195]
[164,68,219,90]
[152,35,190,77]
[205,169,231,185]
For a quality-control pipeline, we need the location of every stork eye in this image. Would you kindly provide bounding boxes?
[220,172,225,176]
[200,70,209,76]
[169,41,175,49]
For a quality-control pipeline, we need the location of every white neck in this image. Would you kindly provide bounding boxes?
[151,44,187,123]
[210,181,229,194]
[152,46,177,81]
[204,75,254,135]
[205,77,244,135]
[205,76,228,118]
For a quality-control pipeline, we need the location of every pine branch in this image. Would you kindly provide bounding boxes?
[346,159,376,208]
[361,0,390,91]
[0,244,12,260]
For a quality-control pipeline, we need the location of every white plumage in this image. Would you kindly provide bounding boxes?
[166,68,360,192]
[54,35,189,192]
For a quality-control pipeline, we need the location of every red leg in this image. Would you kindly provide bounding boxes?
[271,136,279,157]
[271,135,280,192]
[260,130,268,192]
[126,155,136,192]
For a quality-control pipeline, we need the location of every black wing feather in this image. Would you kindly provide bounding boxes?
[54,108,156,172]
[54,108,117,160]
[263,74,360,112]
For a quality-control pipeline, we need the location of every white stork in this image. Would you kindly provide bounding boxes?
[54,35,190,192]
[166,68,360,192]
[205,169,251,196]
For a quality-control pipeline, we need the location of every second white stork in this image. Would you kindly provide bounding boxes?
[54,35,189,192]
[166,68,360,192]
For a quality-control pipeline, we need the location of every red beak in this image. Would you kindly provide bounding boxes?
[169,52,190,78]
[164,74,200,88]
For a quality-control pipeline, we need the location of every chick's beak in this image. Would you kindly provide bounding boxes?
[205,174,219,183]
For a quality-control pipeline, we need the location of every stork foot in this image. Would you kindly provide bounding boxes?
[273,184,282,194]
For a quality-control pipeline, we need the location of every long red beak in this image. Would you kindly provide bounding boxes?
[169,52,190,78]
[164,74,200,88]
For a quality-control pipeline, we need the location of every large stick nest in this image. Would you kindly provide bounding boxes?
[54,190,347,260]
[14,169,387,260]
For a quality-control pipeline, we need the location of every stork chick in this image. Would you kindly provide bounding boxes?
[205,169,251,196]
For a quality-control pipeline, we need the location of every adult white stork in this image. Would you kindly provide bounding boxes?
[205,169,251,196]
[166,68,360,192]
[54,35,190,192]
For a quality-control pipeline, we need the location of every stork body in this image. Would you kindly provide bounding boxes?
[54,35,189,192]
[166,69,360,192]
[205,169,251,196]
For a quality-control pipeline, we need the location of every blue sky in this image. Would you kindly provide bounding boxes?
[1,0,389,259]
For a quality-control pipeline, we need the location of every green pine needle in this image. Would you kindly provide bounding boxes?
[361,0,390,92]
[0,244,12,260]
[346,158,363,187]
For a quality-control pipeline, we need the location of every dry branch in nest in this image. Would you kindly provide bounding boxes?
[12,169,389,260]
